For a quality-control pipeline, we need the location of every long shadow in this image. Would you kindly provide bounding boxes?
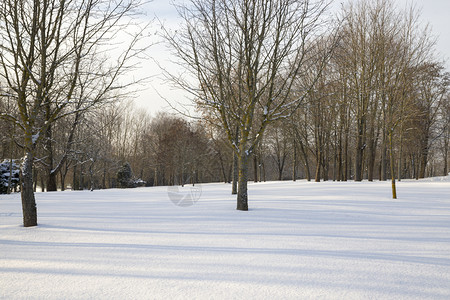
[2,238,450,267]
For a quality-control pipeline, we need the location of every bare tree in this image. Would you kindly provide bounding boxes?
[163,0,336,210]
[0,0,150,227]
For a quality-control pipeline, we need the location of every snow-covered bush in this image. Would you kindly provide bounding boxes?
[0,159,20,194]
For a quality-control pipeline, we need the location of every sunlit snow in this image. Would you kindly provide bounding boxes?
[1,178,450,299]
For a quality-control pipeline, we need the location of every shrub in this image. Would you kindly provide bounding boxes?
[0,159,20,194]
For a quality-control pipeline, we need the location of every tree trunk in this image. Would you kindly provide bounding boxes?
[315,149,321,182]
[381,133,387,181]
[355,137,363,181]
[21,152,37,227]
[418,132,429,178]
[47,171,58,191]
[367,140,376,181]
[292,143,297,181]
[389,131,397,199]
[236,152,249,211]
[253,153,258,183]
[355,117,365,181]
[232,152,238,195]
[60,170,65,191]
[397,131,403,181]
[444,136,448,176]
[218,151,228,183]
[298,139,311,181]
[33,169,38,192]
[102,161,107,189]
[73,165,80,190]
[7,157,13,194]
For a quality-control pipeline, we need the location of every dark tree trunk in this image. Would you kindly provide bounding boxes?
[343,131,349,181]
[367,143,376,182]
[47,171,58,191]
[315,150,321,182]
[60,170,65,191]
[102,161,107,189]
[355,116,365,181]
[44,118,58,192]
[337,136,343,181]
[236,152,249,211]
[73,165,80,190]
[419,132,429,178]
[21,152,37,227]
[355,139,363,181]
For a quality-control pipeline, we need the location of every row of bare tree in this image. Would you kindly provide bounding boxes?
[1,0,449,226]
[163,0,449,207]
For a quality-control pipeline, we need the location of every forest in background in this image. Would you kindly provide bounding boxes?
[0,0,449,196]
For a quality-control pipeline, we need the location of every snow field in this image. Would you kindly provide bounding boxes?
[1,179,450,299]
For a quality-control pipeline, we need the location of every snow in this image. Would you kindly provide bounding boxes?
[32,133,40,144]
[1,179,450,299]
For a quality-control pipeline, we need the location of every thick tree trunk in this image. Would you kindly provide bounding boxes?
[236,152,249,211]
[47,171,58,191]
[21,152,37,227]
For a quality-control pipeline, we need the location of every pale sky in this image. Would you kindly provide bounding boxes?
[136,0,450,115]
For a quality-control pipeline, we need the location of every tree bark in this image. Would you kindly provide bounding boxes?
[232,152,238,195]
[253,153,258,183]
[367,138,376,181]
[21,152,37,227]
[315,149,321,182]
[444,135,449,176]
[236,152,249,211]
[292,142,297,181]
[355,124,364,181]
[418,131,429,178]
[388,131,397,199]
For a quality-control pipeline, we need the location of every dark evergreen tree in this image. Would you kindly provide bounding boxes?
[0,159,20,194]
[117,162,134,188]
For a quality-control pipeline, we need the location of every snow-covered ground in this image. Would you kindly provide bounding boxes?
[1,179,450,299]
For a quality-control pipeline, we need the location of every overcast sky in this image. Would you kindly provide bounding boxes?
[138,0,450,115]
